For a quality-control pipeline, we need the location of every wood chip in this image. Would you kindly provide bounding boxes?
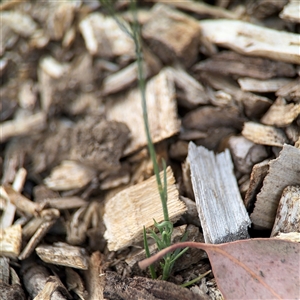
[271,185,300,237]
[238,77,293,93]
[36,242,89,270]
[103,167,186,251]
[280,0,300,23]
[244,159,270,210]
[107,68,180,155]
[276,77,300,102]
[242,122,288,147]
[0,224,22,258]
[194,51,295,80]
[143,4,201,67]
[250,144,300,229]
[261,97,300,127]
[199,19,300,64]
[188,142,251,244]
[43,160,96,191]
[228,135,268,174]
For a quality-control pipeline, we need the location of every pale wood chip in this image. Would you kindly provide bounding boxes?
[200,19,300,64]
[0,224,22,258]
[280,0,300,23]
[242,122,288,147]
[250,144,300,229]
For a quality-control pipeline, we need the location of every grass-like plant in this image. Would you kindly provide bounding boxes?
[100,0,188,280]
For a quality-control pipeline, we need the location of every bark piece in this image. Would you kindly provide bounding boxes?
[228,136,269,174]
[280,0,300,23]
[169,140,189,162]
[0,224,22,258]
[0,282,26,300]
[194,51,295,80]
[242,122,288,147]
[36,242,89,270]
[143,4,201,67]
[197,72,272,118]
[276,77,300,102]
[244,159,270,210]
[103,271,205,300]
[188,142,251,244]
[83,251,105,300]
[21,259,66,300]
[103,167,186,251]
[199,19,300,64]
[65,268,87,300]
[182,106,244,131]
[0,112,46,143]
[250,145,300,229]
[246,0,288,19]
[79,12,135,58]
[107,68,180,155]
[44,160,96,191]
[271,185,300,237]
[261,97,300,127]
[238,77,293,93]
[165,66,209,108]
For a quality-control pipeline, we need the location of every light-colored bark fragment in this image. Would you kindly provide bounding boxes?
[250,145,300,229]
[188,142,251,244]
[166,66,209,108]
[199,19,300,64]
[238,77,293,93]
[36,242,89,270]
[228,136,269,174]
[244,159,269,210]
[79,12,135,58]
[0,112,46,143]
[242,122,288,147]
[0,224,22,258]
[103,167,186,251]
[271,185,300,237]
[280,0,300,23]
[276,77,300,101]
[275,232,300,242]
[83,252,105,300]
[143,4,201,67]
[106,68,180,155]
[261,98,300,127]
[44,160,96,191]
[65,268,88,300]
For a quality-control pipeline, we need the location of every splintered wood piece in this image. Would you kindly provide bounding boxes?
[65,268,87,300]
[44,160,96,191]
[103,167,186,251]
[0,112,46,143]
[0,224,22,258]
[104,271,204,300]
[165,66,209,108]
[79,13,135,58]
[83,252,105,300]
[2,184,45,217]
[21,259,66,300]
[242,122,288,147]
[36,242,89,270]
[276,232,300,243]
[0,257,9,283]
[188,142,251,244]
[238,77,293,93]
[280,0,300,23]
[244,159,269,210]
[199,19,300,64]
[18,216,59,260]
[102,48,162,95]
[142,4,201,67]
[250,145,300,230]
[276,77,300,101]
[197,72,272,118]
[228,136,268,174]
[271,185,300,237]
[261,98,300,127]
[107,68,180,155]
[33,276,70,300]
[194,51,295,80]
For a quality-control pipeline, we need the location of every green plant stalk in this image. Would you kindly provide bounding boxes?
[143,226,157,279]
